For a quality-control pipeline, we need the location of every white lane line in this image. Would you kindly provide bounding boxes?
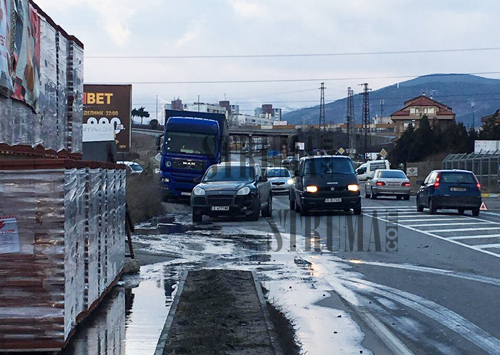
[396,218,470,223]
[450,234,500,240]
[345,260,500,287]
[482,211,500,217]
[406,222,490,227]
[364,212,500,259]
[475,244,500,250]
[427,227,500,233]
[342,277,500,355]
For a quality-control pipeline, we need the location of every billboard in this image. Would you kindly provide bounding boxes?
[83,84,132,152]
[0,0,12,95]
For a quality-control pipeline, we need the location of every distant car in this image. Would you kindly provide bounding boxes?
[118,161,144,175]
[365,169,411,200]
[281,156,298,166]
[190,162,272,222]
[265,167,293,194]
[290,156,361,215]
[416,170,482,216]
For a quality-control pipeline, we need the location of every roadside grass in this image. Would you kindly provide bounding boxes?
[126,168,163,224]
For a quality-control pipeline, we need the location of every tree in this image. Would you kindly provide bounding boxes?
[149,119,159,130]
[131,106,150,126]
[479,110,500,140]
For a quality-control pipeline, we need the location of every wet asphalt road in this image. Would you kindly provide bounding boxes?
[269,191,500,355]
[58,184,500,354]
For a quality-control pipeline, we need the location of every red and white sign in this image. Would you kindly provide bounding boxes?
[0,216,20,254]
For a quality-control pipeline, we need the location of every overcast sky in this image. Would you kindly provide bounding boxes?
[35,0,500,120]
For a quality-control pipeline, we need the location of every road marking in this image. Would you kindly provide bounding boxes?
[482,211,500,217]
[475,243,500,250]
[342,277,500,355]
[397,218,470,222]
[427,227,500,233]
[365,213,500,259]
[449,234,500,240]
[406,222,490,227]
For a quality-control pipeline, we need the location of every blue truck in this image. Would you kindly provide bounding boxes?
[157,109,228,199]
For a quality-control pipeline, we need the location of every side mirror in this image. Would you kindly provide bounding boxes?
[193,176,201,184]
[156,134,163,151]
[258,176,268,183]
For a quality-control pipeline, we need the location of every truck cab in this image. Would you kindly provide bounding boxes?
[159,111,228,199]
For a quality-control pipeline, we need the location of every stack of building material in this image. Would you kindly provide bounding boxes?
[0,160,125,351]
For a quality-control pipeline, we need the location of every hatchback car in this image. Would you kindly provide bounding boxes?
[266,167,293,194]
[365,169,411,200]
[416,170,482,215]
[190,162,272,222]
[118,161,144,175]
[290,156,361,215]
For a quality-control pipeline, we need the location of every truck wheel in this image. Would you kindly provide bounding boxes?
[353,207,362,215]
[262,194,272,217]
[192,208,202,223]
[472,208,480,217]
[247,200,261,221]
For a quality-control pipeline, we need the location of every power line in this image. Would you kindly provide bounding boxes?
[86,47,500,59]
[102,71,500,85]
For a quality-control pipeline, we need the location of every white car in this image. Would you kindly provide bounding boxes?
[118,161,144,175]
[265,167,293,194]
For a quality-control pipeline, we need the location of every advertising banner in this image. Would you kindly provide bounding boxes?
[83,85,132,152]
[0,0,12,94]
[0,216,20,254]
[11,1,41,109]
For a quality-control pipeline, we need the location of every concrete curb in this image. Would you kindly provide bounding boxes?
[154,270,188,355]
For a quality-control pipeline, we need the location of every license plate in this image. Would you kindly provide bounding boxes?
[181,192,192,196]
[450,187,466,192]
[325,198,342,203]
[211,206,230,211]
[389,183,400,186]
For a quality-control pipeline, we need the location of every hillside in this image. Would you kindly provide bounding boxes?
[283,74,500,127]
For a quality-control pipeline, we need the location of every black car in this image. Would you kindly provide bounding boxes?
[190,163,272,222]
[416,170,482,215]
[290,156,361,216]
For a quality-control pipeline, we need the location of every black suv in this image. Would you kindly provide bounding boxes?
[190,163,272,222]
[290,156,361,215]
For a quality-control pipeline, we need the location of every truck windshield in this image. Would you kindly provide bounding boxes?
[203,166,255,182]
[304,158,355,175]
[266,168,290,177]
[165,132,217,156]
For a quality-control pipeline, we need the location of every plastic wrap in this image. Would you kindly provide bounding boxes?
[57,33,69,152]
[39,17,58,150]
[70,42,84,154]
[0,162,126,351]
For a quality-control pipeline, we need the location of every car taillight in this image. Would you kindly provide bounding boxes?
[434,176,440,189]
[402,182,410,187]
[376,181,385,186]
[477,183,481,190]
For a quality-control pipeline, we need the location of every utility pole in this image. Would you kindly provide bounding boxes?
[471,101,476,129]
[360,83,371,161]
[380,99,384,118]
[156,95,158,123]
[319,82,326,149]
[346,87,355,157]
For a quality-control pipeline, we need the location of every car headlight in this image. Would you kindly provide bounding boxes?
[348,184,360,192]
[161,177,170,183]
[237,186,251,195]
[193,186,205,196]
[306,185,318,193]
[287,179,294,185]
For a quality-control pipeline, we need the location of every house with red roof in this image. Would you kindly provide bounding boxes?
[390,95,455,137]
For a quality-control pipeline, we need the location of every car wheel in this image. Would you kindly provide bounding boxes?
[458,208,465,215]
[371,188,377,199]
[404,194,410,201]
[262,194,273,217]
[192,208,202,223]
[416,195,424,212]
[365,188,371,198]
[247,199,261,221]
[396,195,402,200]
[353,207,362,215]
[472,208,480,217]
[343,208,350,212]
[429,198,437,215]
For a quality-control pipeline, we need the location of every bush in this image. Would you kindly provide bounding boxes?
[126,168,163,224]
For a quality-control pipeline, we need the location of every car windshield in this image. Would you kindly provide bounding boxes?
[440,172,476,184]
[379,170,406,179]
[164,132,217,156]
[304,158,355,175]
[203,166,255,182]
[266,169,290,177]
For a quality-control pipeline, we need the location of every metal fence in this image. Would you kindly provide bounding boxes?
[443,152,500,192]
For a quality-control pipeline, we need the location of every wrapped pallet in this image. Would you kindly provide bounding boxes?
[0,160,125,351]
